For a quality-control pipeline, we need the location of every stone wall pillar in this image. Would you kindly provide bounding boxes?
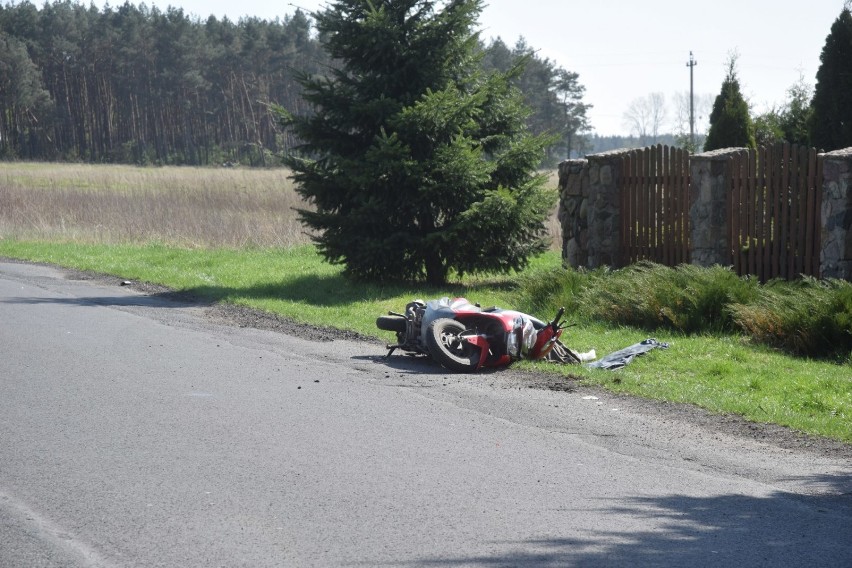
[819,147,852,279]
[688,148,741,267]
[557,159,589,267]
[586,150,627,268]
[558,149,630,269]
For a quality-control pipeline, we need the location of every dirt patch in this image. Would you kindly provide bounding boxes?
[205,302,375,344]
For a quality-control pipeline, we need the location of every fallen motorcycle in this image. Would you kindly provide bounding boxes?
[377,297,593,372]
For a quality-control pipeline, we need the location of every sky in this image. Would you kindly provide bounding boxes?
[98,0,847,136]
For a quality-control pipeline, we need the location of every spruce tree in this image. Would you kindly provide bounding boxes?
[809,5,852,151]
[278,0,554,285]
[780,75,813,146]
[704,55,755,151]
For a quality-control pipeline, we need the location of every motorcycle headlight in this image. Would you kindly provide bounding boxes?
[506,333,520,358]
[521,319,537,355]
[506,316,525,358]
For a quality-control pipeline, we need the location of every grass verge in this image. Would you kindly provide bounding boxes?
[1,239,850,443]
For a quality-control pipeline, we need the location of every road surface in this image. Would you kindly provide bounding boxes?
[1,260,850,567]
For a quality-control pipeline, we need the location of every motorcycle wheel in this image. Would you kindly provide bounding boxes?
[376,315,407,333]
[425,318,480,372]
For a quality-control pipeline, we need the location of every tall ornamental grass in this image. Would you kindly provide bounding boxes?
[518,261,852,361]
[730,277,852,357]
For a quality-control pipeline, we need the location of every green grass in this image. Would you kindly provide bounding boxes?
[1,239,850,443]
[544,331,851,443]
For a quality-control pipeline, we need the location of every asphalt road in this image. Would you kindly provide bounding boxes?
[1,260,850,567]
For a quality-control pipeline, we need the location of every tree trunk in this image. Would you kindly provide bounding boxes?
[424,249,447,286]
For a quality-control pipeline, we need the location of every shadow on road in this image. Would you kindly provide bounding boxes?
[1,290,207,309]
[7,271,518,309]
[162,275,518,310]
[351,353,437,373]
[352,353,515,377]
[403,474,852,567]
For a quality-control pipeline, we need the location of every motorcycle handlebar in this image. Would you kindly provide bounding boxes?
[552,307,565,328]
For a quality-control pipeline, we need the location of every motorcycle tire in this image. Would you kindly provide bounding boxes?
[376,315,407,333]
[425,318,480,373]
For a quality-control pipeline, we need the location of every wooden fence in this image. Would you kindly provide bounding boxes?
[727,142,823,281]
[620,144,690,266]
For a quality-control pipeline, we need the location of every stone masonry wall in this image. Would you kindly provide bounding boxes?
[688,148,741,267]
[557,159,589,267]
[820,147,852,279]
[558,146,852,280]
[585,151,627,268]
[558,149,632,269]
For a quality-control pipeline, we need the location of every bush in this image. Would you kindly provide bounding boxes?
[538,261,759,333]
[516,266,588,316]
[517,262,852,360]
[729,277,852,358]
[611,263,757,332]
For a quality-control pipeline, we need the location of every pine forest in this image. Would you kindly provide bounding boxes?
[0,1,590,166]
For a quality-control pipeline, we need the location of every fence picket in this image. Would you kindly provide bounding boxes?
[728,154,739,275]
[621,153,629,264]
[656,144,664,263]
[753,150,760,277]
[676,147,686,263]
[774,142,787,277]
[760,146,767,281]
[802,148,822,275]
[630,152,638,264]
[680,147,689,263]
[662,146,669,265]
[793,146,805,276]
[644,146,651,262]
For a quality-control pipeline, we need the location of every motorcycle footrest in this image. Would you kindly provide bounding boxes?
[384,344,403,358]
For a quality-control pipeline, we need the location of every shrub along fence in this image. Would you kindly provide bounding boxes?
[557,143,852,281]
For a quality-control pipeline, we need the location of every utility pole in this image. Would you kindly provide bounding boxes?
[686,51,697,150]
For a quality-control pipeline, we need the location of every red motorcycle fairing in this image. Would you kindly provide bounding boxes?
[433,297,559,369]
[460,334,499,369]
[528,324,562,360]
[451,309,524,369]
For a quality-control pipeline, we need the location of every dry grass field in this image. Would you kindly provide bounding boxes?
[0,163,312,248]
[0,162,562,249]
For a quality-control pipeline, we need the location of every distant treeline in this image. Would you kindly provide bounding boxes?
[0,2,593,166]
[584,133,706,155]
[0,2,326,165]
